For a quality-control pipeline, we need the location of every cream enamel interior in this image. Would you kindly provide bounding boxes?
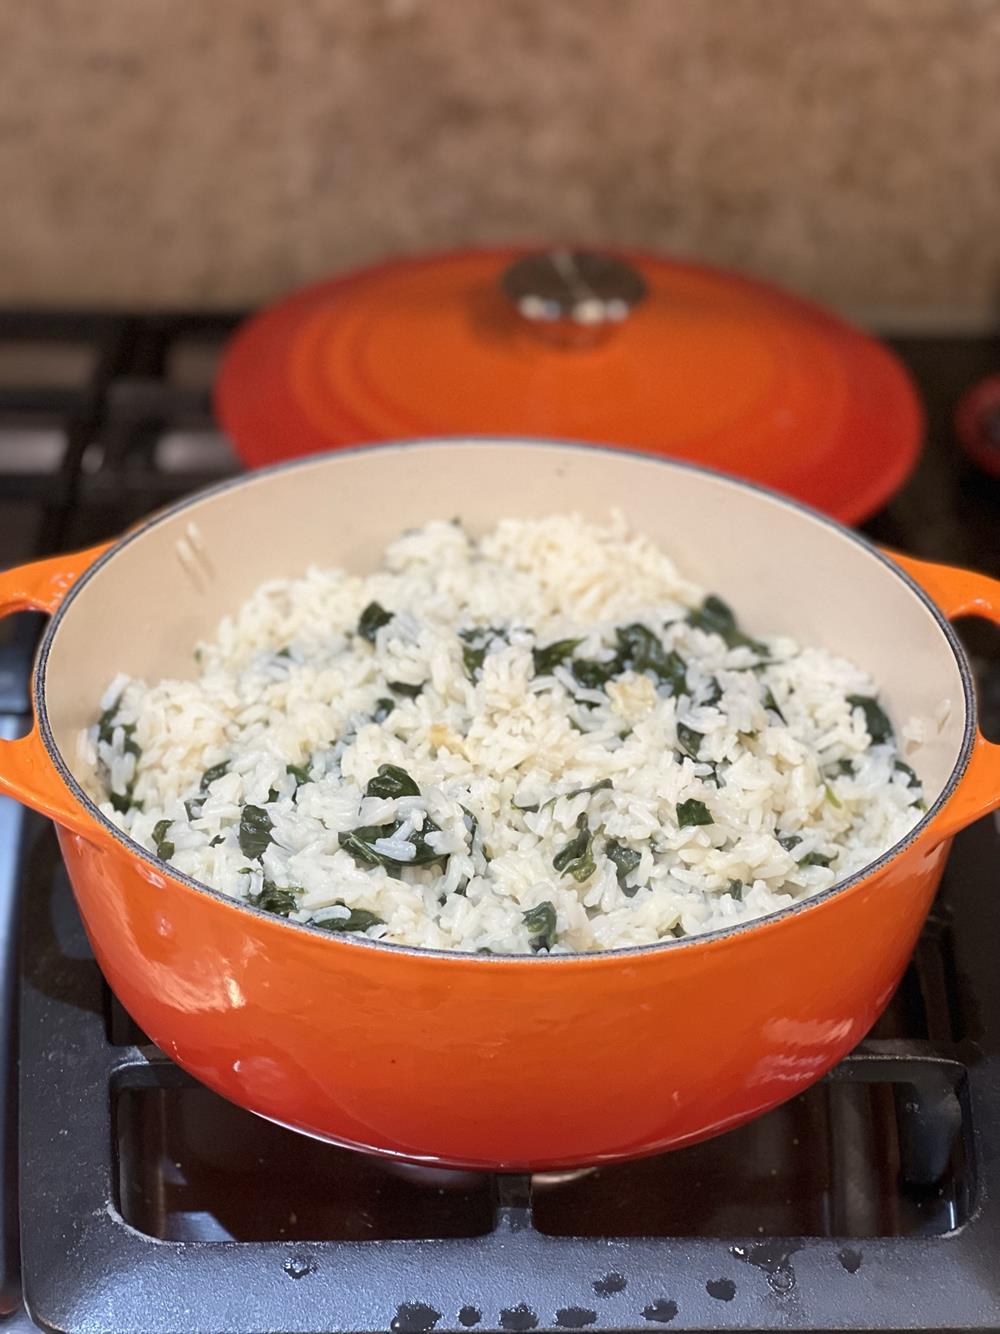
[42,442,967,811]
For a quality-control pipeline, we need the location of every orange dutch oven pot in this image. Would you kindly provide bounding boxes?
[0,440,998,1171]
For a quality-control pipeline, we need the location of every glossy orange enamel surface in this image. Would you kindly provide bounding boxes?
[0,444,997,1169]
[58,819,949,1170]
[0,542,112,835]
[216,248,923,523]
[887,550,1000,840]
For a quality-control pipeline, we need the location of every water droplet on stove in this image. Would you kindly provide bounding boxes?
[642,1298,678,1324]
[731,1242,802,1296]
[593,1272,627,1298]
[500,1304,539,1331]
[706,1278,737,1302]
[283,1255,315,1280]
[838,1247,862,1274]
[555,1307,597,1328]
[392,1303,442,1333]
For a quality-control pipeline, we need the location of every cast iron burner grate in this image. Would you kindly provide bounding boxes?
[3,312,1000,1333]
[16,810,1000,1334]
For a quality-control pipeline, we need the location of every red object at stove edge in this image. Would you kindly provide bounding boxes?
[956,372,1000,477]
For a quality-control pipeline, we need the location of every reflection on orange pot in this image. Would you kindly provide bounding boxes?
[1,442,998,1169]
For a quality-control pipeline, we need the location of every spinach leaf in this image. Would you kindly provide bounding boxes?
[660,651,690,696]
[388,680,423,699]
[96,710,142,814]
[606,840,641,893]
[522,901,558,952]
[798,851,833,868]
[511,797,540,813]
[830,758,855,777]
[460,626,508,681]
[778,833,802,851]
[96,703,118,745]
[615,622,662,670]
[365,764,420,800]
[567,778,613,800]
[275,646,292,660]
[338,820,448,870]
[894,759,920,789]
[688,594,766,653]
[373,697,396,723]
[461,804,479,850]
[209,834,225,848]
[267,787,280,804]
[728,878,745,901]
[152,819,174,862]
[110,787,137,815]
[703,677,723,707]
[532,637,583,676]
[200,761,229,792]
[677,798,713,828]
[462,643,487,681]
[248,880,299,916]
[514,779,611,818]
[571,657,622,690]
[688,594,739,639]
[97,705,141,757]
[337,824,397,867]
[286,761,311,787]
[552,813,596,882]
[762,687,786,723]
[615,624,689,694]
[676,722,703,759]
[238,804,273,860]
[460,625,506,642]
[313,904,384,933]
[358,601,393,644]
[847,694,894,745]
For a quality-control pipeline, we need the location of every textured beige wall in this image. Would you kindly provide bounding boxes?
[2,0,1000,326]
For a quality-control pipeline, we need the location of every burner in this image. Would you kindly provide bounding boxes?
[1,313,999,1332]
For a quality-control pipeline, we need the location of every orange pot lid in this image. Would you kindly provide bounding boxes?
[215,246,923,523]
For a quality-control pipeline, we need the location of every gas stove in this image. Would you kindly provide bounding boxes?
[1,312,999,1334]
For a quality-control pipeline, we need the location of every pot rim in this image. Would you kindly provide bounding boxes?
[34,436,977,964]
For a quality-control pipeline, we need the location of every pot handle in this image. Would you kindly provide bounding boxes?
[886,549,1000,841]
[0,543,113,838]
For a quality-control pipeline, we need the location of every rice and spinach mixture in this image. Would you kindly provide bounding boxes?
[82,514,925,955]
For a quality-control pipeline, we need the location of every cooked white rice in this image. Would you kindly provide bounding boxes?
[81,513,925,955]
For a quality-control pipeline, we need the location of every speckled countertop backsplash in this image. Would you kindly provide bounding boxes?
[2,0,999,327]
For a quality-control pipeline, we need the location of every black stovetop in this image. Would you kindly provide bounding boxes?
[1,312,999,1334]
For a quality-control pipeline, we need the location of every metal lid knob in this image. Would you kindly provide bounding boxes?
[500,249,648,346]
